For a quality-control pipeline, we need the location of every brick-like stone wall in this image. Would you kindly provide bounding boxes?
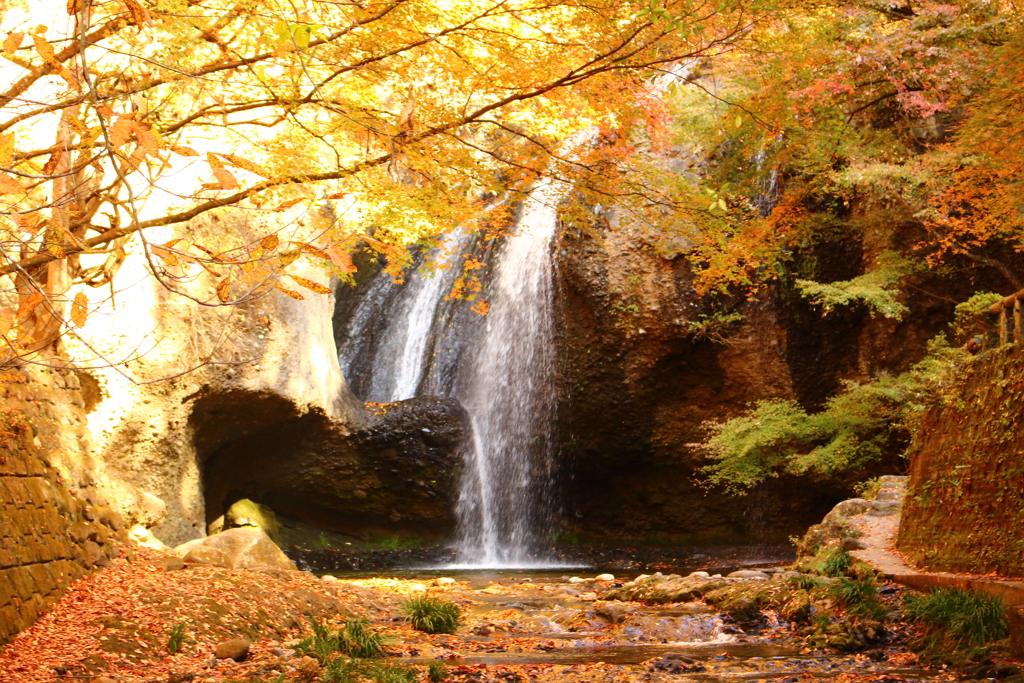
[897,346,1024,577]
[0,398,127,645]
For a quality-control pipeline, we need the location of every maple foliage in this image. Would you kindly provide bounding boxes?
[0,0,774,370]
[653,0,1023,295]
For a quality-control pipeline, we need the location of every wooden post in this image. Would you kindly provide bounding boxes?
[1000,307,1009,347]
[1011,296,1019,344]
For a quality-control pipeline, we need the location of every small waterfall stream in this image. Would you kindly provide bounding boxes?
[335,186,561,566]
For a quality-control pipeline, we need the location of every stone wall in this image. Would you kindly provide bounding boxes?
[897,346,1024,577]
[0,398,127,645]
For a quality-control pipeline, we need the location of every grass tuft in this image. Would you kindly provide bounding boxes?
[904,588,1008,648]
[403,596,464,635]
[322,659,418,683]
[821,547,853,577]
[297,617,387,660]
[427,661,449,682]
[166,623,186,654]
[789,574,829,590]
[828,578,888,620]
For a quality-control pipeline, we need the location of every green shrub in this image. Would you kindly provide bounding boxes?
[952,292,1003,345]
[795,251,917,321]
[828,578,887,620]
[403,596,464,634]
[852,477,882,500]
[821,548,852,578]
[342,618,388,658]
[297,617,387,660]
[904,588,1009,648]
[700,336,966,492]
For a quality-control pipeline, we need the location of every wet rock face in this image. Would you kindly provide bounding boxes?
[194,392,468,541]
[552,215,843,545]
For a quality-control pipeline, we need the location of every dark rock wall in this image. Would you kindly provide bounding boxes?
[549,201,1003,545]
[0,373,127,645]
[195,392,468,541]
[897,345,1024,577]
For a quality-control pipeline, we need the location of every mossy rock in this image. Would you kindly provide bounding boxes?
[225,499,283,542]
[781,589,812,624]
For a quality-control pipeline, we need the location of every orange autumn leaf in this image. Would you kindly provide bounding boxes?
[271,281,305,300]
[287,274,331,294]
[70,291,87,327]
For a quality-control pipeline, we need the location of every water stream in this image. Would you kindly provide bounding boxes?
[336,185,562,567]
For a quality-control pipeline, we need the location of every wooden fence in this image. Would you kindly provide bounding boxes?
[990,291,1024,346]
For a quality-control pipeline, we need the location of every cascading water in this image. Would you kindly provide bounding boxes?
[453,183,560,567]
[335,185,562,566]
[337,228,477,402]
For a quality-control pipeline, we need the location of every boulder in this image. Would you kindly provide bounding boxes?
[841,537,868,551]
[224,499,282,541]
[214,637,251,661]
[174,528,296,571]
[199,393,469,540]
[727,570,770,580]
[595,601,635,624]
[825,499,872,521]
[128,525,169,551]
[868,500,900,516]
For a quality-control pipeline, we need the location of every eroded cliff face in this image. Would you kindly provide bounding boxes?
[30,210,368,547]
[550,198,997,545]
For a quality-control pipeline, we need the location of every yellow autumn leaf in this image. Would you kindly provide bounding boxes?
[215,278,232,303]
[221,153,273,179]
[109,115,134,148]
[326,245,357,274]
[212,168,239,189]
[273,198,305,211]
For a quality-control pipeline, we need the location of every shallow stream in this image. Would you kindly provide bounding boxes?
[333,568,949,682]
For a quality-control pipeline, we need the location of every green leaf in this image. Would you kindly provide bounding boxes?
[293,25,312,49]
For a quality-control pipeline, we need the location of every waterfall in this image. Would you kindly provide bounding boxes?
[452,183,560,566]
[335,186,561,566]
[336,229,475,403]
